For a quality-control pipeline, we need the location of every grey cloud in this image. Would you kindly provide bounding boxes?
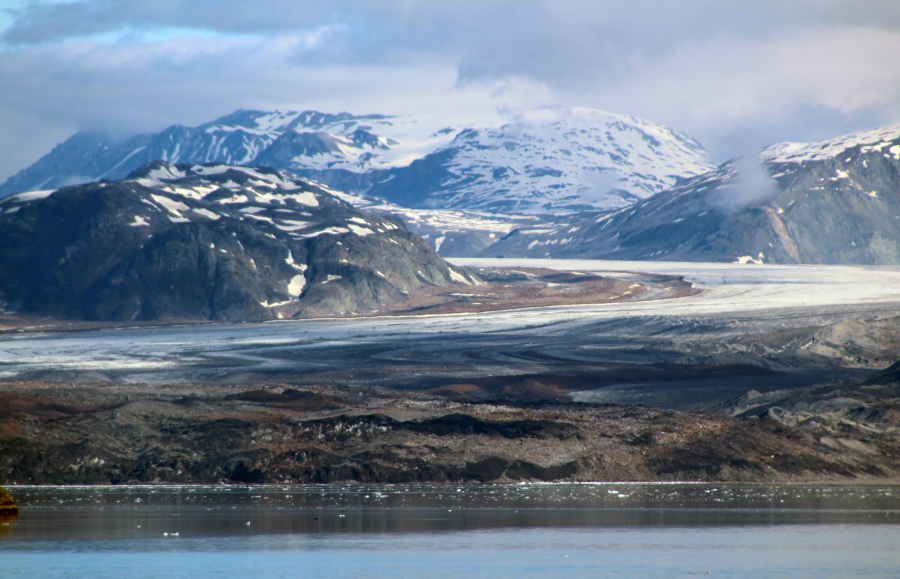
[6,1,900,98]
[5,2,900,89]
[7,1,900,51]
[5,1,900,184]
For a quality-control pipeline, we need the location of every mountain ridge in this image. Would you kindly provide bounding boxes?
[0,108,714,214]
[482,123,900,264]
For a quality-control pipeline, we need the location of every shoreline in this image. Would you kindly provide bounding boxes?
[6,478,900,488]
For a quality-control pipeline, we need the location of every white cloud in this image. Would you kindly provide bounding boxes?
[589,26,900,157]
[4,2,900,182]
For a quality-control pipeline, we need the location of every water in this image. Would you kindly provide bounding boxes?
[2,483,899,578]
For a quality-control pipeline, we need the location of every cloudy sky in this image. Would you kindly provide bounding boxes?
[3,0,900,183]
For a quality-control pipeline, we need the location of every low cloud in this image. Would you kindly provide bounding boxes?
[716,155,781,213]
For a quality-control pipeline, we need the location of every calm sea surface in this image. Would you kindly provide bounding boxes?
[1,483,898,578]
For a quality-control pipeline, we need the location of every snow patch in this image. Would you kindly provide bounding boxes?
[299,226,350,238]
[735,253,765,265]
[347,224,374,236]
[288,274,306,296]
[293,191,319,207]
[10,189,56,202]
[449,268,472,285]
[285,251,307,271]
[150,194,191,222]
[275,220,312,231]
[191,207,221,220]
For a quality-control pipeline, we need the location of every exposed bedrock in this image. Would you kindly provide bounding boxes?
[1,384,898,485]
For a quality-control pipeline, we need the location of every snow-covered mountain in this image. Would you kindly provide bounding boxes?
[0,110,454,195]
[0,161,476,321]
[365,109,712,212]
[483,124,900,264]
[0,108,713,214]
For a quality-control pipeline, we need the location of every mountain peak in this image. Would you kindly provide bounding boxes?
[764,125,900,164]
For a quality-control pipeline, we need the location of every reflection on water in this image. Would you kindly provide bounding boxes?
[1,483,899,578]
[0,512,16,537]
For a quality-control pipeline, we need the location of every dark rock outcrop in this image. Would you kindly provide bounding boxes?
[0,485,17,513]
[0,161,478,321]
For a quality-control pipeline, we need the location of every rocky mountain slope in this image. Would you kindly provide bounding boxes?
[0,161,477,322]
[0,108,713,214]
[483,125,900,264]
